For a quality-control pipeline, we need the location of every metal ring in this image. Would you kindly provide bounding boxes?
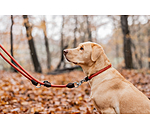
[36,84,42,88]
[73,82,79,88]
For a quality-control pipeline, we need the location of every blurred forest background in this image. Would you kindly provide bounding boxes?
[1,15,150,114]
[1,15,150,73]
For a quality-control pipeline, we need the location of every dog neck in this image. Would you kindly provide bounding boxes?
[81,53,111,77]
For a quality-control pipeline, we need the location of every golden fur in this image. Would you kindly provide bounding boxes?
[64,42,150,114]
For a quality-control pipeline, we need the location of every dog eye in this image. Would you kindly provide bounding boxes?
[80,47,84,50]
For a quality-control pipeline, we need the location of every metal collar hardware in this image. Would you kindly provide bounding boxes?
[73,78,87,88]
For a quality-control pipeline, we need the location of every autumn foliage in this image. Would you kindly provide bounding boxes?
[0,69,150,114]
[0,70,97,114]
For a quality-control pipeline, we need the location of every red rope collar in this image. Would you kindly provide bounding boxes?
[88,64,112,80]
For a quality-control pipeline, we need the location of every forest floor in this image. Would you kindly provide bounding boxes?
[0,69,150,114]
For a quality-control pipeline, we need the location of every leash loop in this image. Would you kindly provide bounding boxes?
[36,84,42,88]
[43,81,51,87]
[31,80,38,86]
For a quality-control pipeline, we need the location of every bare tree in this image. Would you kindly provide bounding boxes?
[10,15,17,72]
[112,16,119,65]
[148,22,150,69]
[80,22,86,42]
[56,15,66,69]
[86,15,92,41]
[73,15,77,48]
[137,23,143,69]
[22,15,42,73]
[41,19,51,70]
[121,15,133,69]
[130,15,140,69]
[77,16,86,43]
[10,15,14,59]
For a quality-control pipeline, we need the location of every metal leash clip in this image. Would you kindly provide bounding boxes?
[73,78,87,88]
[36,84,42,88]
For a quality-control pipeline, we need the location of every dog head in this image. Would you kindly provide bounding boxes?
[63,42,104,67]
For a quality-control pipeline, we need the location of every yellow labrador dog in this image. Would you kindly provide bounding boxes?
[63,42,150,114]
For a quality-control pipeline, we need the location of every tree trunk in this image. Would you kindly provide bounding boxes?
[10,15,17,72]
[112,16,119,65]
[42,20,51,70]
[148,27,150,69]
[137,23,143,69]
[57,15,65,69]
[10,15,14,58]
[116,42,119,64]
[22,15,42,73]
[86,15,92,41]
[73,15,77,48]
[130,16,140,69]
[121,15,133,69]
[44,31,51,70]
[79,16,86,42]
[81,24,86,42]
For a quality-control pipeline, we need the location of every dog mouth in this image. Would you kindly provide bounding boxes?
[65,57,77,64]
[73,62,77,64]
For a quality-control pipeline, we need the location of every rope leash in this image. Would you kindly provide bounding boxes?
[0,44,112,88]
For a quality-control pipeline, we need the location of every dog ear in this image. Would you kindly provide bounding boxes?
[91,44,101,62]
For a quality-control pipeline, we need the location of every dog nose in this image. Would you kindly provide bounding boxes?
[63,50,68,55]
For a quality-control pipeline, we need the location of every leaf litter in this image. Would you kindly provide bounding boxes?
[0,69,150,114]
